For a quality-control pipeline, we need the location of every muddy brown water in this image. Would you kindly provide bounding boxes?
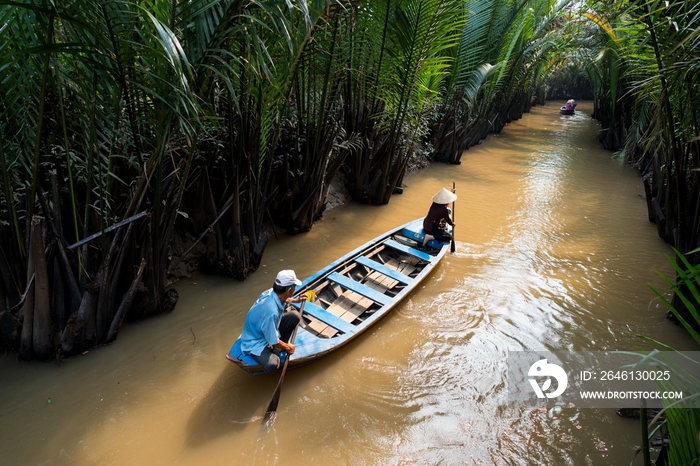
[1,101,697,465]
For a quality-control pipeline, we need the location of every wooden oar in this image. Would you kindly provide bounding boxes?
[450,181,456,253]
[261,299,306,427]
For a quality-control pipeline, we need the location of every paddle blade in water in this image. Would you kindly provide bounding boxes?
[261,363,285,426]
[261,410,277,427]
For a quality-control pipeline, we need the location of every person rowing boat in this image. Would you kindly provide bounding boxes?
[239,270,308,373]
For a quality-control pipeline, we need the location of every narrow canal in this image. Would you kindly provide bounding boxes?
[1,101,697,465]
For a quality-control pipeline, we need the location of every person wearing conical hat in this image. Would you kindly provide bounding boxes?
[422,188,457,246]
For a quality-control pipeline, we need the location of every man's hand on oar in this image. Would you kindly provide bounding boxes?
[284,290,314,331]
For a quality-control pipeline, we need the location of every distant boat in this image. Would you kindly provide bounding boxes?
[560,105,575,115]
[561,100,577,115]
[226,219,451,374]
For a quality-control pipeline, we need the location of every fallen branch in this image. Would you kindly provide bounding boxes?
[67,211,148,251]
[182,194,234,259]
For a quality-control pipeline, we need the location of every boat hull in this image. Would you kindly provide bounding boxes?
[226,218,451,374]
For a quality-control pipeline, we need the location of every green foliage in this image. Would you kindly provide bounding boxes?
[576,0,700,249]
[378,0,465,161]
[646,248,700,464]
[0,0,206,352]
[430,0,567,163]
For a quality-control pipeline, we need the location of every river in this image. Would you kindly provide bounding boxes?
[1,101,697,465]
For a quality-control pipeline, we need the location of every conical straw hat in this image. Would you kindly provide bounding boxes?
[432,188,457,204]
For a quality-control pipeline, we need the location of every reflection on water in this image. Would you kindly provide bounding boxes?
[1,102,697,465]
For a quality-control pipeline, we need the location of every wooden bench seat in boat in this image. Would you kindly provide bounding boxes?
[300,301,357,335]
[384,239,431,261]
[355,255,414,285]
[327,272,392,306]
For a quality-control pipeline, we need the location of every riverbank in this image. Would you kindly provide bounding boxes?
[164,139,433,286]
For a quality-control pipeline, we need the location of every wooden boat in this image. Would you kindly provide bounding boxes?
[226,218,451,374]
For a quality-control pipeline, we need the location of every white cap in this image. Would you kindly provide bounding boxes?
[275,270,302,287]
[432,188,457,204]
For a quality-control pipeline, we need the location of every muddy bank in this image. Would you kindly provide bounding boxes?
[165,151,431,286]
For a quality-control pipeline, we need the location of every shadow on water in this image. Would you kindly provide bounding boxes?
[185,366,277,447]
[185,336,361,451]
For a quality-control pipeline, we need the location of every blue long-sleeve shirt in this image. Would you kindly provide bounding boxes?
[240,289,284,356]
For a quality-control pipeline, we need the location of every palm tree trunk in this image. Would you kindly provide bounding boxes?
[31,216,53,360]
[18,243,35,361]
[52,259,66,331]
